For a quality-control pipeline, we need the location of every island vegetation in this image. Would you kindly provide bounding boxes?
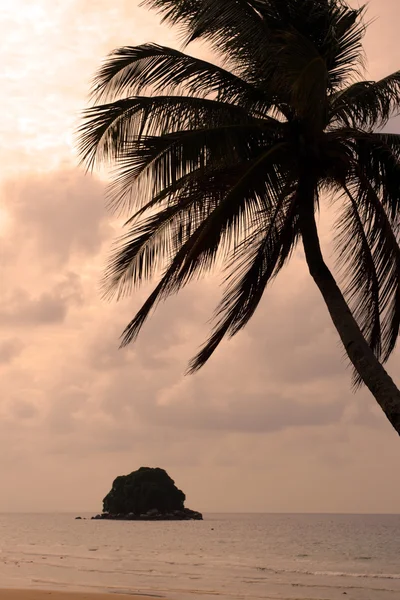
[92,467,203,520]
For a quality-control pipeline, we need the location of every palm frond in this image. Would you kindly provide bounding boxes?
[335,171,400,374]
[268,33,328,125]
[104,181,219,299]
[78,95,255,170]
[374,132,400,159]
[172,143,289,283]
[263,1,365,91]
[321,2,366,87]
[143,1,365,92]
[118,215,213,346]
[317,128,357,185]
[91,43,270,111]
[106,120,284,213]
[104,158,270,297]
[355,132,400,222]
[335,185,381,359]
[355,173,400,364]
[118,143,290,345]
[143,0,268,59]
[121,167,210,225]
[331,71,400,129]
[189,189,300,371]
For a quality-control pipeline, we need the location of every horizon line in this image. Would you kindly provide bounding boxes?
[1,510,399,516]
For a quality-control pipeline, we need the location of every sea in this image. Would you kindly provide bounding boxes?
[0,513,399,600]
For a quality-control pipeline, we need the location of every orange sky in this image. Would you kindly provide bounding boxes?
[0,0,400,513]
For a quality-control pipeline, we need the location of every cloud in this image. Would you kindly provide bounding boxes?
[1,168,396,444]
[2,170,111,267]
[10,399,38,420]
[153,384,346,433]
[0,274,83,326]
[0,338,24,364]
[0,0,399,513]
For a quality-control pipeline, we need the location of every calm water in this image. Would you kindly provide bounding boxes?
[0,513,399,600]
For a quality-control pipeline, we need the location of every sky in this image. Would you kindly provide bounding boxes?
[1,0,400,514]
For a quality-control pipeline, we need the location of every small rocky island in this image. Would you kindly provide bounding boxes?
[92,467,203,521]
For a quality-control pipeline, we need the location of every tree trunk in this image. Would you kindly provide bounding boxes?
[298,177,400,435]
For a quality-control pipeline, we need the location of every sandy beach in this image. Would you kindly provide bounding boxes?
[0,592,157,600]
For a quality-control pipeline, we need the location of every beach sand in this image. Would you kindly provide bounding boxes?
[0,592,157,600]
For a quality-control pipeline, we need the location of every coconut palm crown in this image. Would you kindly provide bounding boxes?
[78,0,400,433]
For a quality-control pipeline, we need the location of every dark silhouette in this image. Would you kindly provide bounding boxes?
[79,1,400,434]
[97,467,202,520]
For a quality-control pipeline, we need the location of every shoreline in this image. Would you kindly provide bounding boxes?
[0,591,165,600]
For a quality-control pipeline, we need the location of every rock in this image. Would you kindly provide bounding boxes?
[103,467,185,516]
[75,516,82,520]
[94,467,203,521]
[183,508,203,520]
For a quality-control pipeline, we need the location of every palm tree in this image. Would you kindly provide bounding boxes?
[78,0,400,434]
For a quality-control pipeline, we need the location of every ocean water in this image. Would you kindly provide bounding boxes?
[0,513,399,600]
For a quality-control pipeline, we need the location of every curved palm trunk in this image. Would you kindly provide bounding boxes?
[298,178,400,435]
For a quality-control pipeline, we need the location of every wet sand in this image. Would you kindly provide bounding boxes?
[0,591,160,600]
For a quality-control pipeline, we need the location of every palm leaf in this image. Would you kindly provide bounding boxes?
[118,143,290,345]
[104,185,218,299]
[119,216,214,346]
[143,0,268,60]
[354,132,400,222]
[189,188,300,371]
[172,143,289,282]
[143,0,365,93]
[106,119,284,212]
[336,171,400,370]
[335,185,381,359]
[104,160,266,297]
[91,43,269,112]
[355,173,400,364]
[331,71,400,129]
[321,2,366,86]
[78,95,256,170]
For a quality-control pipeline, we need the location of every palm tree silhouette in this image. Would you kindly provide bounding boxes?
[79,0,400,434]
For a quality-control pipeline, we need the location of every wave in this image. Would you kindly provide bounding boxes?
[255,565,400,581]
[315,571,400,581]
[7,549,399,583]
[3,549,118,563]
